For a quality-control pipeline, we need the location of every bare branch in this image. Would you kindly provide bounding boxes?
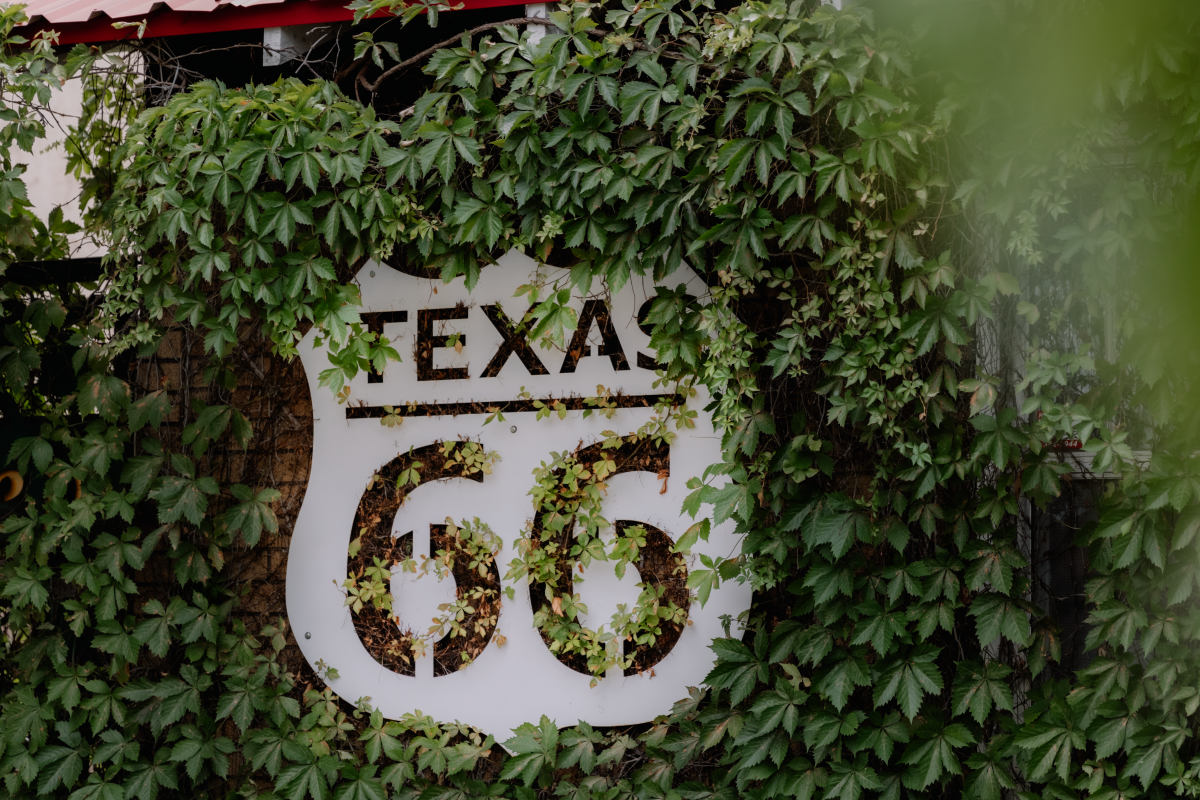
[358,17,558,93]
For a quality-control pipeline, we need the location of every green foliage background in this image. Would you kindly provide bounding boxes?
[3,1,1200,800]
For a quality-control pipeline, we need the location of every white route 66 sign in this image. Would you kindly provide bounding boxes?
[287,250,751,734]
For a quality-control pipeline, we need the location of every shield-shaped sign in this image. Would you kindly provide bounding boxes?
[288,251,750,734]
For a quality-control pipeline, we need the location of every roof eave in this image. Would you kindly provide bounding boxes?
[18,0,525,46]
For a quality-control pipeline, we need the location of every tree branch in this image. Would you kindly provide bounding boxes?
[358,17,556,93]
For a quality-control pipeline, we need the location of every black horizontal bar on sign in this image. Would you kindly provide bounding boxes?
[344,394,677,420]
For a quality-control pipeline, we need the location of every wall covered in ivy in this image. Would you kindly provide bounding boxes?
[3,1,1200,800]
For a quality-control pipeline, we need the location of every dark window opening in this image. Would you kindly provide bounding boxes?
[1031,479,1107,678]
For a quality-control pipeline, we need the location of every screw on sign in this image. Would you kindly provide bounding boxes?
[287,252,750,734]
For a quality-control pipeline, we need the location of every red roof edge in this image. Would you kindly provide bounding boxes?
[18,0,527,45]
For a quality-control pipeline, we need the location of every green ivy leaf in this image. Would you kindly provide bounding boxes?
[123,760,179,800]
[962,745,1015,800]
[7,435,53,473]
[129,389,172,432]
[969,593,1031,647]
[850,600,909,658]
[710,632,771,701]
[900,722,974,790]
[1014,713,1086,783]
[222,485,281,546]
[951,661,1013,725]
[35,743,84,794]
[149,474,220,526]
[557,721,602,774]
[333,764,386,800]
[501,715,561,787]
[3,564,51,609]
[816,654,871,712]
[277,756,337,800]
[873,645,943,720]
[824,753,883,800]
[749,680,808,736]
[67,774,125,800]
[77,373,130,421]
